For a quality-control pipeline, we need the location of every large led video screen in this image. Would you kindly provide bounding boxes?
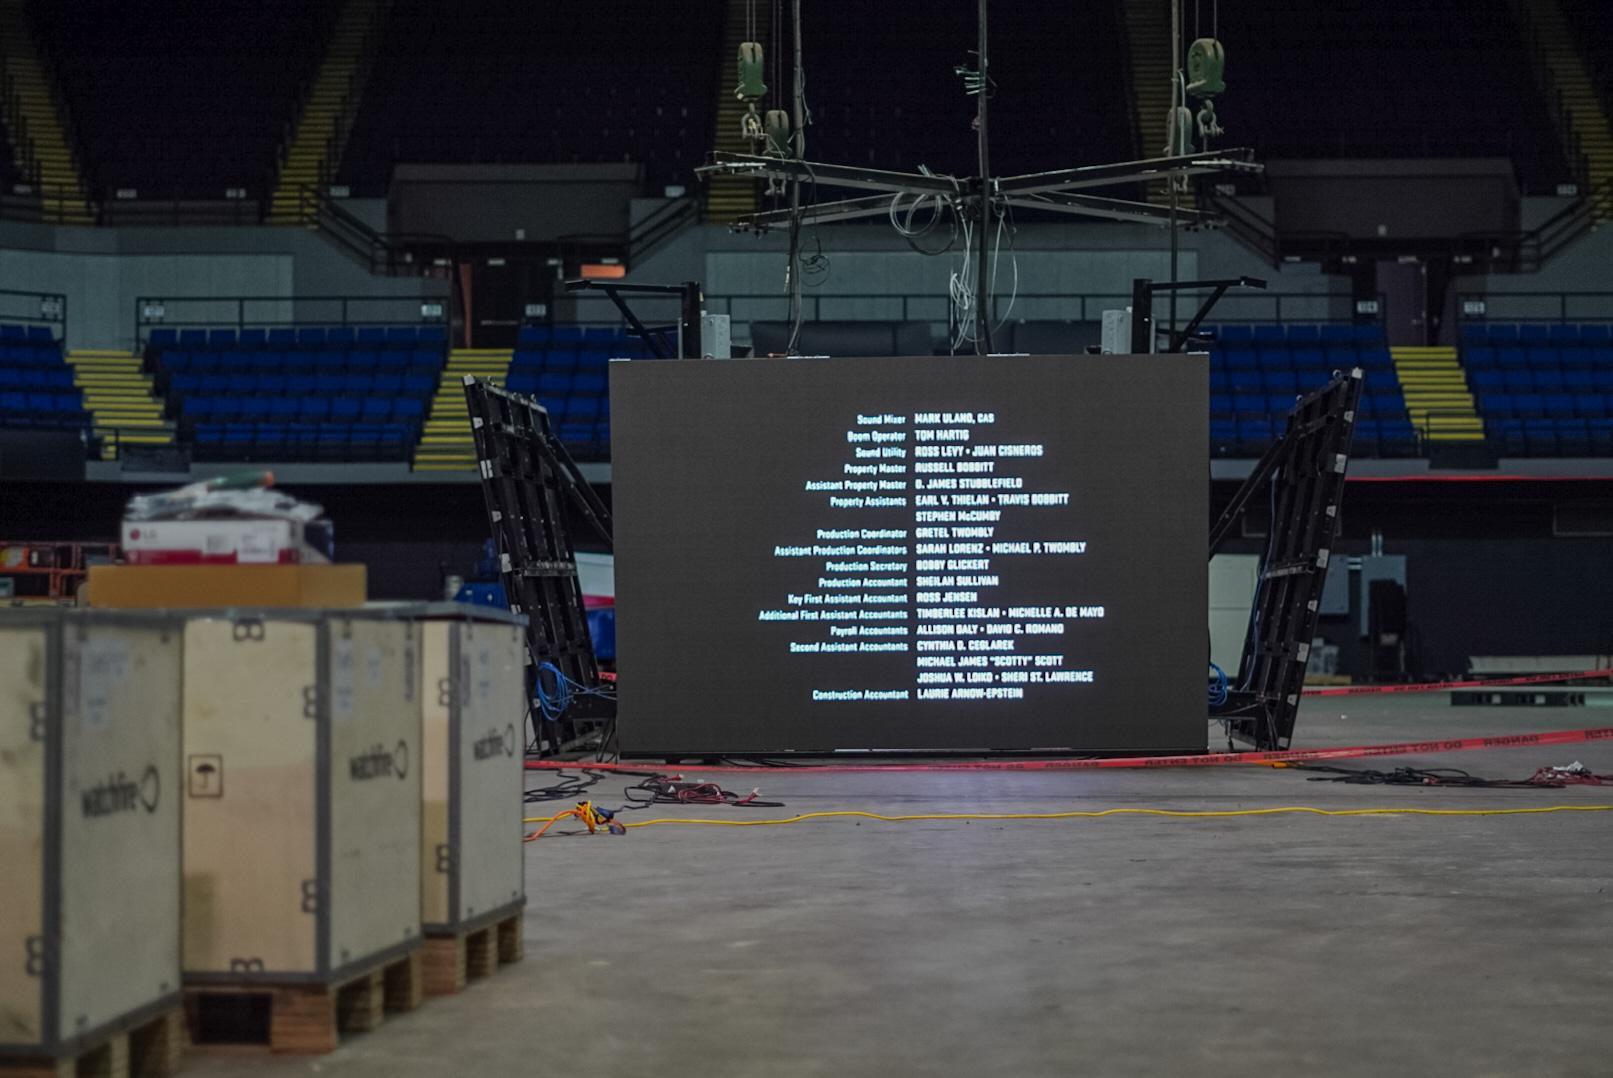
[610,354,1207,755]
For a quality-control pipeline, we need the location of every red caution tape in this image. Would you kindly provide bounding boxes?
[1304,669,1610,697]
[526,725,1613,775]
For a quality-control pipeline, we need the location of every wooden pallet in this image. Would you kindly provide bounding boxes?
[183,948,422,1055]
[421,913,523,996]
[1,1006,184,1078]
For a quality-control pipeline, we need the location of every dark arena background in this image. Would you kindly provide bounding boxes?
[2,0,1613,1074]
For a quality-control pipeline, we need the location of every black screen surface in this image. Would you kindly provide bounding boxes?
[610,354,1207,754]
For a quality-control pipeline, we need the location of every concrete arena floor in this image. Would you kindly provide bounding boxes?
[188,696,1613,1078]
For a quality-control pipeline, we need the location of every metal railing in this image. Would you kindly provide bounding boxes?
[703,288,1361,329]
[133,293,449,344]
[1455,290,1613,324]
[0,288,68,332]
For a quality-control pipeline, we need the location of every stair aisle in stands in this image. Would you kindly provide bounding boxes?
[269,0,385,224]
[0,0,92,222]
[413,348,511,471]
[1118,0,1190,208]
[705,0,769,223]
[66,349,175,458]
[1516,0,1613,216]
[1392,345,1485,443]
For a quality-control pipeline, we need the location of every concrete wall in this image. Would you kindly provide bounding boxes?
[587,219,1349,347]
[0,217,447,351]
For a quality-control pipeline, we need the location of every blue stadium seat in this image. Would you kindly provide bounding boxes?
[268,328,296,347]
[506,372,538,394]
[148,327,178,348]
[376,351,408,374]
[571,372,606,395]
[330,398,362,422]
[299,397,330,420]
[1488,324,1519,344]
[1495,347,1528,369]
[1209,369,1229,394]
[1232,393,1265,416]
[392,397,425,425]
[1501,369,1534,392]
[1513,393,1545,418]
[357,326,386,345]
[1262,370,1298,394]
[179,328,207,347]
[1352,323,1385,344]
[362,398,392,422]
[1266,393,1295,415]
[1285,324,1320,344]
[208,329,238,347]
[1458,323,1487,345]
[1251,324,1285,345]
[340,374,371,394]
[1562,369,1594,394]
[240,328,267,348]
[1210,393,1234,417]
[327,326,356,347]
[517,324,551,346]
[418,324,447,346]
[1318,324,1353,345]
[297,327,327,346]
[1468,369,1502,393]
[1465,346,1496,367]
[385,373,420,395]
[1549,324,1580,346]
[385,326,417,345]
[1543,394,1576,416]
[536,372,571,396]
[1557,419,1591,456]
[1534,367,1566,392]
[1581,324,1611,346]
[1518,323,1550,344]
[408,349,438,375]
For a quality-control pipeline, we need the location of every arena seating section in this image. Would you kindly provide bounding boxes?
[339,1,721,195]
[147,325,445,461]
[800,4,1133,175]
[1460,323,1613,456]
[28,0,332,198]
[1217,0,1571,192]
[502,325,657,456]
[0,325,86,430]
[1206,323,1413,457]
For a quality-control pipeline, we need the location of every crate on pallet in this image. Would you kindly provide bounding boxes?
[412,605,528,995]
[179,610,423,1049]
[0,611,185,1074]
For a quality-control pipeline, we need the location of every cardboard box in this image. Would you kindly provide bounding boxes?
[121,519,332,566]
[84,564,366,609]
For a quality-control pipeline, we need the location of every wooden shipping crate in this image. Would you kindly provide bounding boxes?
[416,606,528,936]
[0,610,184,1063]
[180,611,422,987]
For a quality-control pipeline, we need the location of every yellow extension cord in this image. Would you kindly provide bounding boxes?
[523,802,1613,838]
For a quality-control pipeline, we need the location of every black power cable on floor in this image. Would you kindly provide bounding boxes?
[1293,764,1613,788]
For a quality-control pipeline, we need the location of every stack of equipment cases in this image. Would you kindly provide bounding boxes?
[0,610,187,1076]
[408,603,528,995]
[180,609,424,1053]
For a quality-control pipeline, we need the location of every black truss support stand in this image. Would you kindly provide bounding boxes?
[1209,367,1363,751]
[1130,276,1268,354]
[464,376,616,752]
[565,278,702,359]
